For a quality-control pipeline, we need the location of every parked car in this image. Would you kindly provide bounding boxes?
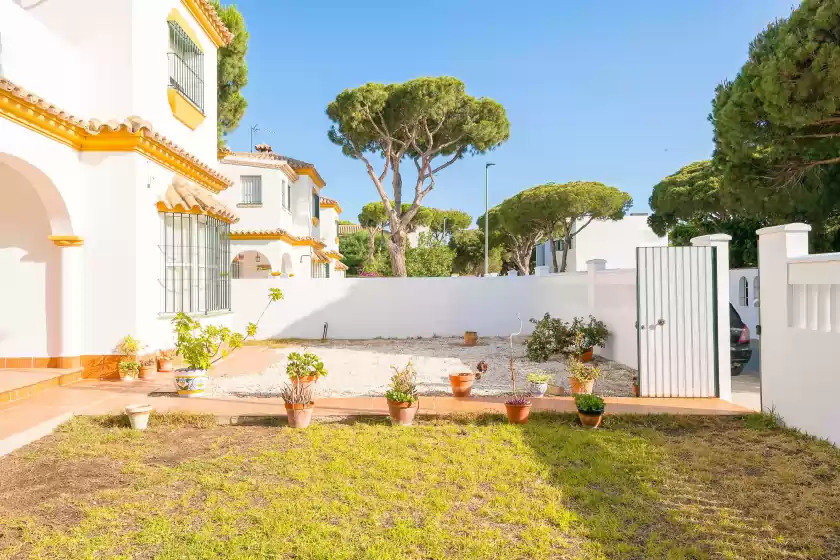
[730,304,752,376]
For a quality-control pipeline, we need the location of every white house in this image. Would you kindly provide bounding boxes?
[217,145,346,279]
[0,0,254,377]
[536,213,668,272]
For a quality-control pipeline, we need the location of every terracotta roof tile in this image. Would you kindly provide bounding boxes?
[334,261,349,271]
[157,175,239,223]
[195,0,234,45]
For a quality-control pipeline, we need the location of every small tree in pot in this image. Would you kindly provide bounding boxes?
[575,393,605,428]
[117,335,141,381]
[570,316,609,362]
[504,317,531,423]
[385,361,419,426]
[280,383,315,429]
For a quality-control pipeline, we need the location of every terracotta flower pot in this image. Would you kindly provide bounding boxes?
[285,402,314,429]
[449,373,475,397]
[387,398,419,426]
[569,377,595,395]
[157,359,174,372]
[579,348,594,362]
[577,411,603,428]
[463,331,478,346]
[139,364,156,379]
[291,375,319,389]
[504,402,532,424]
[633,384,640,397]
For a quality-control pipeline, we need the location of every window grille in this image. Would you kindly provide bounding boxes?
[285,182,292,211]
[754,276,760,307]
[311,262,329,278]
[232,259,241,279]
[241,176,262,204]
[738,276,749,307]
[168,21,204,112]
[159,213,231,314]
[312,192,320,220]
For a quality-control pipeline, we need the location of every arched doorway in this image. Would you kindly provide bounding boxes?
[232,250,272,279]
[0,153,74,360]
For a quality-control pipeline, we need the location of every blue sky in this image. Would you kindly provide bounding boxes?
[224,0,795,224]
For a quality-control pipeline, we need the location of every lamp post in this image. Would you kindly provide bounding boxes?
[484,162,495,275]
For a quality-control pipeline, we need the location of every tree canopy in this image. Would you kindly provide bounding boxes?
[450,229,503,275]
[211,1,249,149]
[427,209,472,242]
[478,190,551,276]
[531,182,632,272]
[326,77,510,276]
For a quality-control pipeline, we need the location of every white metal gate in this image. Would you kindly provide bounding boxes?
[636,246,719,397]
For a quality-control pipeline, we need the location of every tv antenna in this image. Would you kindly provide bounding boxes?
[249,124,275,152]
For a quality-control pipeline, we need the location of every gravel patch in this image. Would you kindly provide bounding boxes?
[207,337,636,399]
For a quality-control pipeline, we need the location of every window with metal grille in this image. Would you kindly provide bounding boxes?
[168,21,204,112]
[241,175,262,204]
[754,276,760,307]
[159,213,231,314]
[311,262,329,278]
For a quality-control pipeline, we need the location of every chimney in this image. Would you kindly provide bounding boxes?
[254,144,273,153]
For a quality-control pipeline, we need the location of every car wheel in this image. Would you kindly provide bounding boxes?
[731,363,744,376]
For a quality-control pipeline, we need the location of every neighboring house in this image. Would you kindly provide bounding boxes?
[0,0,242,375]
[730,268,760,338]
[536,214,668,272]
[217,145,345,279]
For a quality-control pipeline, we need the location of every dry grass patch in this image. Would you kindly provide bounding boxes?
[0,413,837,559]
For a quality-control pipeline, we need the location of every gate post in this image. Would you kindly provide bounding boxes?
[691,234,732,400]
[756,223,811,413]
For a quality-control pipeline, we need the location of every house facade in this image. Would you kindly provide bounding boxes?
[536,214,668,272]
[217,146,346,279]
[0,0,245,376]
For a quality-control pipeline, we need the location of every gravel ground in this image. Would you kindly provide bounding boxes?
[207,337,636,399]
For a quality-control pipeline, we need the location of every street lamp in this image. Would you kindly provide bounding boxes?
[484,162,495,275]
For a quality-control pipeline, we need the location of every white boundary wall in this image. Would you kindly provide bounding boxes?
[758,224,840,445]
[231,263,639,369]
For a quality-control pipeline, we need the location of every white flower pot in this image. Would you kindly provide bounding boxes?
[530,382,548,397]
[125,404,152,430]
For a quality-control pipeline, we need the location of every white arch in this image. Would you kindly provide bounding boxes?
[233,250,272,279]
[0,153,74,235]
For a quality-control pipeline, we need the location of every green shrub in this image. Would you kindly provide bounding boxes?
[286,352,328,380]
[567,358,601,382]
[526,372,552,384]
[118,361,140,373]
[385,361,418,403]
[526,314,573,362]
[574,393,605,414]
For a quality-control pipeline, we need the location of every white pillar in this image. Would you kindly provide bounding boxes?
[756,223,811,412]
[690,233,732,401]
[49,236,85,365]
[586,258,606,311]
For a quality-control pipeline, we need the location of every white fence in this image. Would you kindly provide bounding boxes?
[758,224,840,445]
[231,263,639,369]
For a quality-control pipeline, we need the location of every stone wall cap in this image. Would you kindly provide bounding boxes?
[756,223,812,236]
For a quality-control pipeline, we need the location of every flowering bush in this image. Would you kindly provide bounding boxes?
[385,361,418,403]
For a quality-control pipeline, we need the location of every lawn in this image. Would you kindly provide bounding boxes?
[0,413,838,559]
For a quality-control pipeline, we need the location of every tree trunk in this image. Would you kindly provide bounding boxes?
[388,228,408,277]
[559,234,571,272]
[366,228,376,263]
[550,238,560,273]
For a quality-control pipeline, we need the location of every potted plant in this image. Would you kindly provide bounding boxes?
[449,360,486,398]
[172,288,284,397]
[567,357,601,395]
[157,349,176,372]
[138,357,156,379]
[505,395,532,423]
[280,383,315,429]
[118,360,140,382]
[286,351,327,387]
[527,372,552,397]
[124,404,152,430]
[385,361,419,426]
[575,393,605,428]
[571,316,609,362]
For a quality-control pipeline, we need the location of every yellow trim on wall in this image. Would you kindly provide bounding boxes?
[230,232,326,248]
[48,236,84,247]
[167,8,204,52]
[0,87,229,193]
[319,201,343,214]
[180,0,227,48]
[297,167,326,188]
[168,89,205,130]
